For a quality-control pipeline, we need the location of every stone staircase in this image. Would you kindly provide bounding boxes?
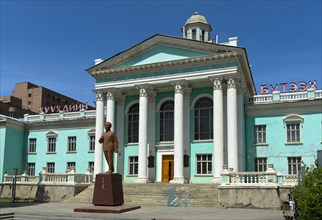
[65,183,220,207]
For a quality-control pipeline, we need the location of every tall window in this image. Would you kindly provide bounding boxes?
[47,162,55,173]
[28,138,37,153]
[89,135,95,151]
[67,162,76,172]
[194,97,213,140]
[129,156,138,175]
[254,125,266,144]
[159,100,174,142]
[192,29,197,40]
[255,157,267,172]
[28,163,35,176]
[88,161,94,172]
[68,136,77,152]
[128,103,139,143]
[288,157,301,175]
[286,123,301,143]
[47,137,56,153]
[196,154,212,174]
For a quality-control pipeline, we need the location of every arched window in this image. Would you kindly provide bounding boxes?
[128,103,139,143]
[194,97,213,140]
[159,100,174,142]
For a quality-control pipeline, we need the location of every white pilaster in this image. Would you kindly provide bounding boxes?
[147,92,156,181]
[210,77,224,183]
[227,77,238,171]
[106,89,116,127]
[136,85,150,183]
[94,91,105,178]
[170,80,186,184]
[237,89,246,171]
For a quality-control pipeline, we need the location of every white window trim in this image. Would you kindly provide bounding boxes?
[283,114,304,145]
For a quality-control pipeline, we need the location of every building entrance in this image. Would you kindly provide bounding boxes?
[162,155,174,182]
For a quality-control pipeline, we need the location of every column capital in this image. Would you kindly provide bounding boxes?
[135,84,153,97]
[105,88,121,100]
[94,90,105,101]
[116,95,126,106]
[226,75,241,89]
[209,76,224,90]
[170,80,188,94]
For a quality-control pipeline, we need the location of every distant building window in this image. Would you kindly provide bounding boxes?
[129,156,138,175]
[68,136,77,152]
[254,125,266,144]
[47,162,55,173]
[89,135,95,151]
[28,101,31,105]
[196,154,212,175]
[67,162,76,172]
[88,161,94,172]
[47,137,56,153]
[28,163,35,176]
[28,93,32,97]
[28,138,37,153]
[288,157,301,175]
[47,94,50,98]
[286,123,301,143]
[255,157,267,172]
[194,97,213,140]
[127,103,139,143]
[159,100,174,142]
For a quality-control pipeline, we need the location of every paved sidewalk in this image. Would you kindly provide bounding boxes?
[0,202,284,220]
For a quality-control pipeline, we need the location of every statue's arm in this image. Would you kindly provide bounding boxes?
[113,134,119,152]
[98,134,104,143]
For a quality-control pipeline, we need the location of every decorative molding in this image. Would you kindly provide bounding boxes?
[171,80,188,94]
[91,51,239,77]
[209,76,224,90]
[135,84,153,98]
[94,90,105,101]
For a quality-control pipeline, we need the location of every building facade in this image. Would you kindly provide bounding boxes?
[1,13,321,184]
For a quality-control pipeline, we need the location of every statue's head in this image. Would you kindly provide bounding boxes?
[105,122,112,131]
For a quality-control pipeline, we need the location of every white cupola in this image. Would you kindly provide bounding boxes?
[182,12,213,42]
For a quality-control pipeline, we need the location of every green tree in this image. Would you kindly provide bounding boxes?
[292,163,322,220]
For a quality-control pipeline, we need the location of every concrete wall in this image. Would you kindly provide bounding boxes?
[0,183,89,202]
[218,186,293,209]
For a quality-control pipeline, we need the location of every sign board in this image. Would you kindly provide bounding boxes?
[260,80,317,94]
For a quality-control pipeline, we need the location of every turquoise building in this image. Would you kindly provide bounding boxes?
[1,13,321,184]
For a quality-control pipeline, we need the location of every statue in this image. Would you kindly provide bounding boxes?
[98,122,118,174]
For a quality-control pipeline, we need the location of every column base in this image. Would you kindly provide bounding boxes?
[210,176,221,184]
[170,177,187,184]
[135,178,151,184]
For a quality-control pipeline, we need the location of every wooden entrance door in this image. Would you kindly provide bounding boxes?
[162,155,174,182]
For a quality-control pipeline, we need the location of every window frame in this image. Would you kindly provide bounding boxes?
[88,161,94,173]
[284,114,303,145]
[28,163,35,176]
[127,103,139,144]
[194,97,213,141]
[47,162,55,173]
[254,125,267,145]
[67,136,77,152]
[159,100,174,142]
[28,138,37,153]
[288,157,301,175]
[128,156,139,176]
[254,157,267,172]
[66,162,76,172]
[195,154,212,175]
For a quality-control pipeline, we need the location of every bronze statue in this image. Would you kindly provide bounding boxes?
[99,122,118,174]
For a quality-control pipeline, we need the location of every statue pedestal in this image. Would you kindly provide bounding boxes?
[92,173,124,206]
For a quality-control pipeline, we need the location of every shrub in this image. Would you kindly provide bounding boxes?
[292,163,322,220]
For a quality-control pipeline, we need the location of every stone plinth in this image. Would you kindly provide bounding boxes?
[92,173,124,206]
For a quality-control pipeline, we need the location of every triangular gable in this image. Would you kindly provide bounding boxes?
[115,45,210,68]
[87,34,239,72]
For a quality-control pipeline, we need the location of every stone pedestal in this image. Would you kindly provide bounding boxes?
[92,173,124,206]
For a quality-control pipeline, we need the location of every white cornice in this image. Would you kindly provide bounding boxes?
[94,66,238,90]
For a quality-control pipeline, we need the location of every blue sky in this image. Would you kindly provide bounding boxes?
[1,0,321,105]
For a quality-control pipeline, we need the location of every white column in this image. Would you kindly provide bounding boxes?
[147,92,156,181]
[227,77,238,171]
[237,90,246,171]
[210,77,224,183]
[170,80,186,184]
[116,96,125,174]
[136,85,150,183]
[94,91,105,178]
[103,89,116,172]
